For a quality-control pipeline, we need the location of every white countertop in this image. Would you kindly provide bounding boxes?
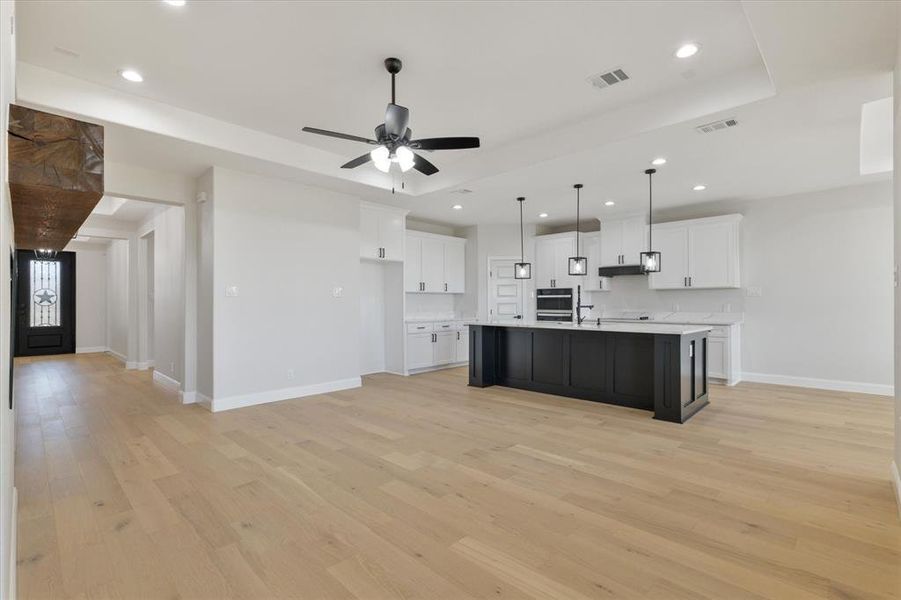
[465,320,712,336]
[405,316,469,323]
[598,311,743,326]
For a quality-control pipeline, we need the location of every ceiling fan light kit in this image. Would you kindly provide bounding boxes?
[302,57,480,177]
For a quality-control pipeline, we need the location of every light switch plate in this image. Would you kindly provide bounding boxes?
[746,286,762,297]
[332,286,344,298]
[226,286,239,297]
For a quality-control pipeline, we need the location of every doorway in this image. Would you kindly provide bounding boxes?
[14,250,76,356]
[487,257,526,322]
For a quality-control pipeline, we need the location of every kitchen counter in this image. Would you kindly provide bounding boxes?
[464,319,711,336]
[598,311,743,326]
[467,321,710,423]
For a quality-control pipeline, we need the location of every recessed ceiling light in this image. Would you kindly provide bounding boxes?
[452,204,463,210]
[693,184,707,191]
[651,157,667,166]
[119,69,144,83]
[163,0,186,6]
[538,213,548,218]
[675,43,700,59]
[604,200,615,206]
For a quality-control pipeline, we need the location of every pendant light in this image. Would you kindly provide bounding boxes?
[34,248,57,261]
[640,168,661,273]
[568,183,587,276]
[514,197,531,279]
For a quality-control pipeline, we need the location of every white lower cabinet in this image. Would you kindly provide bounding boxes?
[405,321,469,373]
[705,324,741,385]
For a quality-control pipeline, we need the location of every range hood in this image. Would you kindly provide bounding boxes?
[598,265,646,277]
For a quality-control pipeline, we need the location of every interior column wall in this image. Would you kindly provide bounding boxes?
[892,7,901,513]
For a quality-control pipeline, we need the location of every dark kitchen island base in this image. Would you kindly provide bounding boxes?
[467,323,710,423]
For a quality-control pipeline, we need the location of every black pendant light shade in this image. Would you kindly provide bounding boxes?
[514,196,531,279]
[568,184,587,276]
[640,168,661,273]
[34,248,58,261]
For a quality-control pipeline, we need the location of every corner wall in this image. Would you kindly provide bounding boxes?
[893,6,901,515]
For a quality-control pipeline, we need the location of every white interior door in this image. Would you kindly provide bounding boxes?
[488,258,525,321]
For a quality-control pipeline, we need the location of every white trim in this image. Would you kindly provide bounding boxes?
[742,372,893,397]
[180,390,197,405]
[206,377,361,412]
[134,361,152,371]
[152,370,180,391]
[8,487,16,600]
[108,349,127,363]
[889,461,901,521]
[76,346,108,354]
[195,392,212,410]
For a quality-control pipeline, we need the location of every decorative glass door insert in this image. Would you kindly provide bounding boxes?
[30,259,61,327]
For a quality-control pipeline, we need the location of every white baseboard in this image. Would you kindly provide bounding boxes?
[180,390,197,404]
[152,370,181,391]
[195,392,213,410]
[108,349,127,363]
[741,372,893,397]
[8,486,16,600]
[76,346,108,354]
[892,462,901,522]
[208,377,361,412]
[135,361,152,371]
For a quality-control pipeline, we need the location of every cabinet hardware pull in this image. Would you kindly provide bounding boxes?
[689,276,692,287]
[445,282,448,292]
[457,331,460,340]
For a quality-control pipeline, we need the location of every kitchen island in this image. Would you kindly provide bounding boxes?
[467,321,711,423]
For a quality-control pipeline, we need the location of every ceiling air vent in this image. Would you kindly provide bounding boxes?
[695,118,738,134]
[587,67,630,90]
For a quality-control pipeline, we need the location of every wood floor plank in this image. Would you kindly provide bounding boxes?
[13,353,901,599]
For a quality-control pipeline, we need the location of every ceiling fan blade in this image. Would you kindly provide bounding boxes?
[412,152,439,176]
[340,153,373,169]
[384,103,410,139]
[302,127,378,144]
[411,137,480,151]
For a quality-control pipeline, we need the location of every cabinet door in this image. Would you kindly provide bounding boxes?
[443,242,466,293]
[554,236,577,288]
[360,206,381,260]
[379,211,405,261]
[534,238,556,288]
[707,337,727,379]
[455,329,469,363]
[648,226,689,289]
[420,238,445,292]
[434,331,456,365]
[599,221,622,266]
[689,222,736,288]
[404,234,422,292]
[407,333,434,369]
[584,235,602,290]
[620,216,647,266]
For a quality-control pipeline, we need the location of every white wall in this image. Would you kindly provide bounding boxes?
[0,1,15,596]
[360,261,386,374]
[893,8,901,503]
[203,167,361,409]
[106,239,129,360]
[72,245,108,351]
[592,181,894,391]
[139,206,185,383]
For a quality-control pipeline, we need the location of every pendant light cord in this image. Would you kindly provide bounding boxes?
[573,184,583,254]
[518,197,525,262]
[645,169,656,251]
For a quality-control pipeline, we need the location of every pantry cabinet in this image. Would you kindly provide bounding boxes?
[405,232,466,293]
[648,214,742,290]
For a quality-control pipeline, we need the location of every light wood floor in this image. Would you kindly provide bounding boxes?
[13,353,900,599]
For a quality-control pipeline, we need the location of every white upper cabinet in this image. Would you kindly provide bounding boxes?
[360,203,407,261]
[405,231,467,294]
[648,214,742,289]
[583,233,611,291]
[534,234,575,289]
[599,216,647,266]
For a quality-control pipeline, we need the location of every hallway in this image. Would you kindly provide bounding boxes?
[13,352,901,599]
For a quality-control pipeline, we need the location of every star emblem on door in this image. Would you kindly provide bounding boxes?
[33,288,57,306]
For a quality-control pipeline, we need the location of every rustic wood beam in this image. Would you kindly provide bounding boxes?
[8,104,104,250]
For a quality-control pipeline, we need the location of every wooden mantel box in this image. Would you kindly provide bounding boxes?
[8,104,104,250]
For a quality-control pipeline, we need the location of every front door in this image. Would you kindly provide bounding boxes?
[488,258,525,321]
[15,250,76,356]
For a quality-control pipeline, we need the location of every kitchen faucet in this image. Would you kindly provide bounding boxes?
[576,285,594,325]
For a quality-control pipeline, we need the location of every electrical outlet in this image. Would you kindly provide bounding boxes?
[225,286,239,297]
[287,369,295,380]
[746,286,762,297]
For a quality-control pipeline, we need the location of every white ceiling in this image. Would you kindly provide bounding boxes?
[15,0,898,226]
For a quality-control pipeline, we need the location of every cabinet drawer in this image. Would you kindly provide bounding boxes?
[434,321,461,331]
[406,322,434,333]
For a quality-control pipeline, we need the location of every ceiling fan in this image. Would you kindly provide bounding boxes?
[302,57,480,176]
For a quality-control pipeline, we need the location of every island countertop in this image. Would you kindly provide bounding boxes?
[464,320,712,336]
